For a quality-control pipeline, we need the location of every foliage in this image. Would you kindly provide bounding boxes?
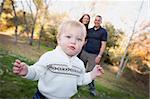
[37,13,67,47]
[2,0,13,14]
[0,0,14,31]
[128,31,150,74]
[0,13,14,31]
[0,48,37,98]
[0,37,149,99]
[0,0,67,46]
[0,47,148,99]
[102,22,125,65]
[120,21,150,88]
[33,0,44,7]
[42,24,57,47]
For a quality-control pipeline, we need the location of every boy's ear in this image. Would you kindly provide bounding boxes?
[56,33,60,44]
[84,40,86,45]
[57,37,60,44]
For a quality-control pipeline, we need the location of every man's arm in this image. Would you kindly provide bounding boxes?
[98,41,106,57]
[95,41,106,64]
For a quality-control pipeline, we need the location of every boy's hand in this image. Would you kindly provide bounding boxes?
[90,65,104,80]
[13,59,28,76]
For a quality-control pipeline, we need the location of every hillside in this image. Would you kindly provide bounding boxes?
[0,33,149,99]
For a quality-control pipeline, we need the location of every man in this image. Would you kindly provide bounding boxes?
[80,15,108,96]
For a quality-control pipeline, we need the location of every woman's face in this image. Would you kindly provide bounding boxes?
[82,15,90,25]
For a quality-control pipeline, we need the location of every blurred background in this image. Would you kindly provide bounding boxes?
[0,0,149,99]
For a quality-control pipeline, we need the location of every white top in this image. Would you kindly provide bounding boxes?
[25,46,92,99]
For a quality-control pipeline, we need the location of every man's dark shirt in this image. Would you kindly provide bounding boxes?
[84,26,108,55]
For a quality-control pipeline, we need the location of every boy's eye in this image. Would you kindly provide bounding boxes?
[66,36,71,38]
[77,38,82,41]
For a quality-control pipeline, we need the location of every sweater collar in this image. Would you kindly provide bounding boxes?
[55,46,76,60]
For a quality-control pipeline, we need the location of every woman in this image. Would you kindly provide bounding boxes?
[78,14,90,58]
[79,14,90,31]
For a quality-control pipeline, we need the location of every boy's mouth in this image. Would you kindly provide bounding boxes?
[69,46,75,50]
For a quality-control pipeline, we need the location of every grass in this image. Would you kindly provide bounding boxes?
[0,73,37,99]
[0,48,37,99]
[0,48,149,99]
[0,33,149,99]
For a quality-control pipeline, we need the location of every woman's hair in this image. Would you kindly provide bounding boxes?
[57,20,86,40]
[79,14,90,31]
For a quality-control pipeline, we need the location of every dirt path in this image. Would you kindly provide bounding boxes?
[0,33,47,61]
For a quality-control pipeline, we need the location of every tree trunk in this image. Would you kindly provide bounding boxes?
[11,0,18,44]
[27,0,39,46]
[0,0,5,17]
[38,26,43,49]
[38,2,50,49]
[21,1,30,42]
[116,1,144,79]
[29,11,38,45]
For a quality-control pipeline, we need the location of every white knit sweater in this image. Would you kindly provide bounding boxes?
[25,46,92,99]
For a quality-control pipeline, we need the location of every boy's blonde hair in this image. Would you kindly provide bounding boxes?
[57,20,86,40]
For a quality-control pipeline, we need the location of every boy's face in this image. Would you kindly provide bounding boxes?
[58,27,86,57]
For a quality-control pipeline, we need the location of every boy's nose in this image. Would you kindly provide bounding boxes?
[70,38,76,44]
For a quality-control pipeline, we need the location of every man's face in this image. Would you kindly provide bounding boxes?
[58,27,86,57]
[94,16,102,28]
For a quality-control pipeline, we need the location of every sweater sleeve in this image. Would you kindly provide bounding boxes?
[77,62,92,85]
[82,72,92,85]
[24,63,46,80]
[24,52,49,80]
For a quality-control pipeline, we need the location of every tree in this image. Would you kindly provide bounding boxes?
[38,0,52,49]
[26,0,40,45]
[10,0,18,44]
[19,1,30,40]
[0,0,5,17]
[102,22,125,65]
[0,0,14,31]
[128,20,150,74]
[116,0,144,78]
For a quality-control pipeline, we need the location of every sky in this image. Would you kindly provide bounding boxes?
[48,0,149,34]
[1,0,149,34]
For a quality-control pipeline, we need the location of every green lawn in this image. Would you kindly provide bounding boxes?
[0,48,149,99]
